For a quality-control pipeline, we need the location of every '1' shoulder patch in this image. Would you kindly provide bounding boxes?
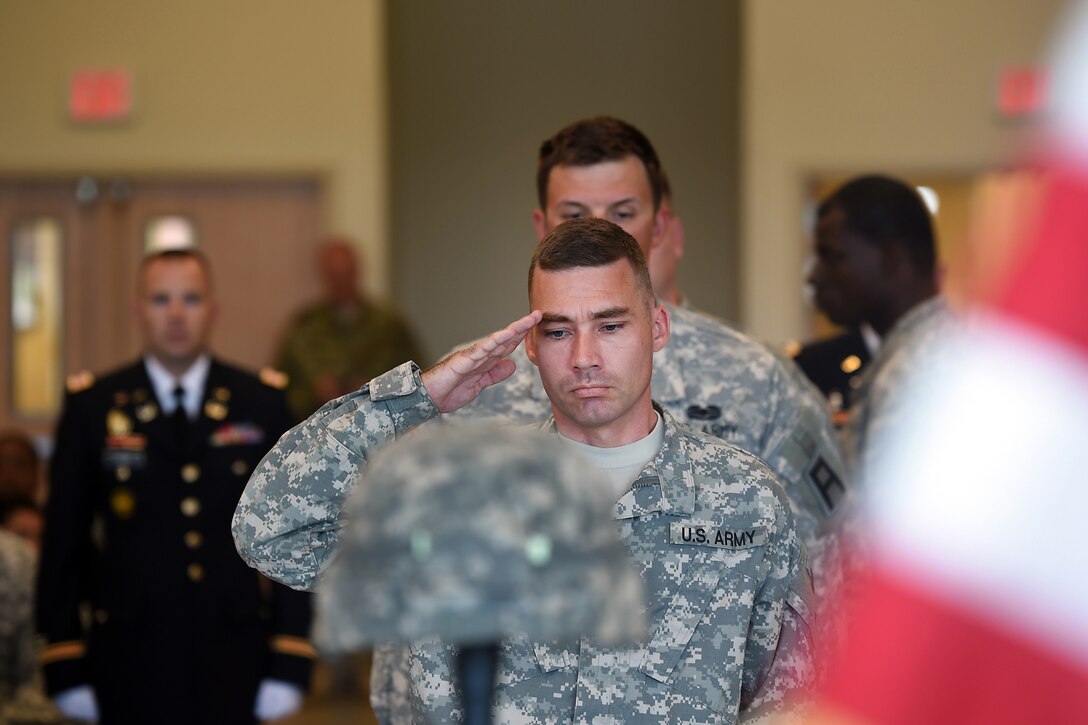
[670,522,766,549]
[808,455,846,515]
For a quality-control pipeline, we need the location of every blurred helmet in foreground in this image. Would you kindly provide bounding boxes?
[314,423,646,652]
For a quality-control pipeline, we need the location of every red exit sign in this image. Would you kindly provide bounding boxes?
[997,66,1048,119]
[69,68,132,122]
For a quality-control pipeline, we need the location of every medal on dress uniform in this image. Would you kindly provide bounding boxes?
[107,409,132,436]
[132,388,148,403]
[180,497,201,517]
[204,400,228,420]
[181,464,201,483]
[110,487,136,519]
[213,387,231,402]
[113,391,129,407]
[135,401,158,423]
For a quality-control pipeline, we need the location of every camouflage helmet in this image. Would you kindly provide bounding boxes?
[314,422,645,651]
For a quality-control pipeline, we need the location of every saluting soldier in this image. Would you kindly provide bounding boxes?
[36,246,314,724]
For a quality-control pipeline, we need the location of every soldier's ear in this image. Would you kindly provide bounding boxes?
[532,209,548,241]
[525,327,540,366]
[649,205,669,251]
[651,304,670,353]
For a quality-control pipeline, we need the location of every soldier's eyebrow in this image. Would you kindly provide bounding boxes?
[591,306,629,320]
[538,307,630,325]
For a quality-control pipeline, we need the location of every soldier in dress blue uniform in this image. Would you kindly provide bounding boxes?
[789,326,876,421]
[36,247,314,724]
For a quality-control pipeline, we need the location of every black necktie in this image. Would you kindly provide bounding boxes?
[172,385,189,450]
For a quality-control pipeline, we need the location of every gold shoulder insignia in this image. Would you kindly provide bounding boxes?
[66,370,96,393]
[840,354,863,374]
[40,640,87,665]
[270,634,317,659]
[259,367,288,390]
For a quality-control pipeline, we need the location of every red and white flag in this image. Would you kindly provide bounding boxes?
[818,2,1088,722]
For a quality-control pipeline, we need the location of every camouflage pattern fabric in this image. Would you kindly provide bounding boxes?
[275,298,424,421]
[0,530,36,703]
[458,303,848,632]
[846,297,958,480]
[312,423,646,652]
[234,362,815,724]
[0,531,66,725]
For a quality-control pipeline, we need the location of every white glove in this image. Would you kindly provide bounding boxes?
[54,685,99,722]
[253,678,304,721]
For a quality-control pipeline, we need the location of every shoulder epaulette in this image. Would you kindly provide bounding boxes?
[66,370,96,393]
[259,367,289,390]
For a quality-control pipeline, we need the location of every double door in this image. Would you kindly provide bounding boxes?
[0,177,322,436]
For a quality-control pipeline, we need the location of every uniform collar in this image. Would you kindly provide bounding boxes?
[539,404,695,519]
[144,354,211,417]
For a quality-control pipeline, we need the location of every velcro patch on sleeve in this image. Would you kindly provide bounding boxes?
[808,455,846,515]
[669,522,766,549]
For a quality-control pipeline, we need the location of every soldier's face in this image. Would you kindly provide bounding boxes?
[533,156,667,257]
[526,259,669,446]
[136,256,217,373]
[0,440,38,499]
[807,206,886,328]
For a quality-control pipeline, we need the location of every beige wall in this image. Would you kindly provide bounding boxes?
[2,1,1070,351]
[742,0,1065,344]
[389,1,741,360]
[0,0,390,295]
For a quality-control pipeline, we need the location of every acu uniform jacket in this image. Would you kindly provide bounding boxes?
[36,358,313,725]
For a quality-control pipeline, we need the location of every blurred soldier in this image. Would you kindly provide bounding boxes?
[0,497,43,550]
[0,528,35,701]
[646,172,688,309]
[789,326,877,421]
[0,530,54,725]
[314,424,646,724]
[805,175,956,471]
[0,429,42,505]
[464,116,848,628]
[37,248,313,724]
[235,218,814,723]
[275,237,423,421]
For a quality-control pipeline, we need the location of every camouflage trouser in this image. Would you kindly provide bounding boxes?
[370,643,413,724]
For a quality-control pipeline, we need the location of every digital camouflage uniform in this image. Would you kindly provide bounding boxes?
[0,531,63,725]
[1,530,36,703]
[312,425,645,652]
[233,362,815,724]
[459,304,848,616]
[276,299,424,421]
[846,297,957,480]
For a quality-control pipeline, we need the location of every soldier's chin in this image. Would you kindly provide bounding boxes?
[157,345,198,364]
[817,304,854,328]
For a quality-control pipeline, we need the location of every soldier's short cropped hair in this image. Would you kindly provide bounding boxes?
[818,175,937,276]
[138,249,214,290]
[536,116,665,212]
[528,218,654,307]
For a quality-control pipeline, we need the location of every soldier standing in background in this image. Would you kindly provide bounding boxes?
[37,248,313,724]
[275,237,424,421]
[805,174,954,472]
[0,430,44,505]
